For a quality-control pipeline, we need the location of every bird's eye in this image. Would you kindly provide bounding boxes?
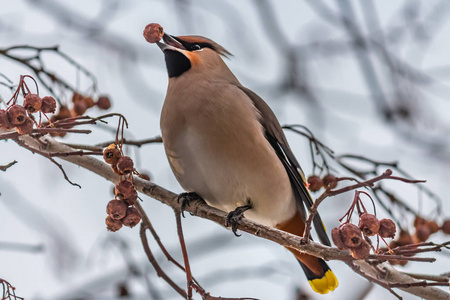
[191,44,202,51]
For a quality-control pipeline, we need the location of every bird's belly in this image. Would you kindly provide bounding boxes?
[164,124,296,226]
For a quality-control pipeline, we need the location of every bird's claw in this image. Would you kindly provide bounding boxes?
[177,192,203,217]
[226,205,252,237]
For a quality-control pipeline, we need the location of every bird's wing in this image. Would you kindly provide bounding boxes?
[238,86,331,246]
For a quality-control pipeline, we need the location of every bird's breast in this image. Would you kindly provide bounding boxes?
[160,82,295,226]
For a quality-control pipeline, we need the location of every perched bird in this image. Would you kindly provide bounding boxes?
[155,32,338,294]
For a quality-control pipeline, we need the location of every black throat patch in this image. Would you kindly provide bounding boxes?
[164,50,191,78]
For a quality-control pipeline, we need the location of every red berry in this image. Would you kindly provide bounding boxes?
[307,175,323,192]
[0,110,12,129]
[124,190,138,206]
[143,23,164,43]
[71,92,83,103]
[96,95,111,110]
[426,221,439,234]
[115,180,135,199]
[72,100,87,116]
[122,207,141,228]
[414,216,427,228]
[331,227,348,250]
[116,156,134,174]
[54,105,72,120]
[413,225,431,243]
[16,116,34,134]
[397,230,413,246]
[7,105,27,126]
[41,96,57,114]
[359,213,380,236]
[103,143,121,165]
[322,174,337,189]
[107,199,128,220]
[350,239,371,259]
[23,93,42,113]
[341,223,363,248]
[106,215,123,232]
[378,218,396,238]
[82,96,95,108]
[442,220,450,234]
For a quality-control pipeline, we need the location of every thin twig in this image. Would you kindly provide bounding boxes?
[0,161,17,171]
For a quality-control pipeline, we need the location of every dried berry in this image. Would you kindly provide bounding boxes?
[23,93,42,113]
[16,116,34,134]
[59,105,72,118]
[378,218,396,238]
[389,240,399,249]
[442,220,450,234]
[426,221,439,234]
[350,239,371,259]
[41,96,57,114]
[413,225,431,243]
[82,96,95,108]
[0,110,12,129]
[143,23,164,43]
[96,95,111,110]
[72,100,87,116]
[112,164,123,175]
[307,175,323,192]
[103,143,122,165]
[322,174,337,189]
[106,215,123,232]
[51,105,71,121]
[331,227,347,250]
[107,199,128,220]
[359,213,380,236]
[413,216,427,228]
[122,207,142,228]
[71,92,83,103]
[115,180,135,199]
[397,230,413,246]
[116,156,134,174]
[7,105,27,126]
[341,223,363,248]
[124,190,138,206]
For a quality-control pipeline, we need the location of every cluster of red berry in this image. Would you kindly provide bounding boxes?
[103,143,142,231]
[307,174,338,191]
[0,93,56,134]
[385,217,450,265]
[46,92,111,137]
[332,213,396,259]
[70,92,111,116]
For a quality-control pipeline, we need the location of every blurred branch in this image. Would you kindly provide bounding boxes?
[0,241,44,253]
[0,45,97,103]
[26,0,138,60]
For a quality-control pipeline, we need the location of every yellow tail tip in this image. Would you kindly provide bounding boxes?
[309,269,339,294]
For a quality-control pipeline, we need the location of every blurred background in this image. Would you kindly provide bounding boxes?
[1,0,450,299]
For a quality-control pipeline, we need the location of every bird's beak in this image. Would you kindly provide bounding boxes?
[157,33,186,52]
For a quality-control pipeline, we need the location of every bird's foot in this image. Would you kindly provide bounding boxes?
[226,204,252,237]
[177,192,203,217]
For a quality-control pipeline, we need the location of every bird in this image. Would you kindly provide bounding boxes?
[155,32,338,294]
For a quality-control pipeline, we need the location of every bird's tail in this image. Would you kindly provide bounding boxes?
[276,210,338,294]
[298,257,338,294]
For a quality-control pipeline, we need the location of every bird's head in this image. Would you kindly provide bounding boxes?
[157,33,232,78]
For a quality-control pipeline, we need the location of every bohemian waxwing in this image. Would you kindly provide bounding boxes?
[155,33,338,294]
